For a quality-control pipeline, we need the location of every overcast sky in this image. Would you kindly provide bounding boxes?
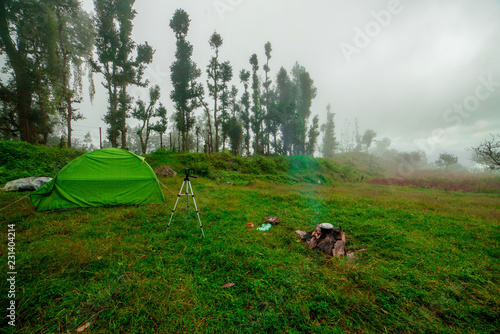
[77,0,500,166]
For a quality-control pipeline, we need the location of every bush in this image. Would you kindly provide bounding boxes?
[186,161,212,177]
[0,140,84,185]
[151,147,173,156]
[253,155,276,174]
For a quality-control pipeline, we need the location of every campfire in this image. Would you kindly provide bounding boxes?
[295,223,346,257]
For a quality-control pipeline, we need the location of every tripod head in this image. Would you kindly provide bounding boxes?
[184,168,197,181]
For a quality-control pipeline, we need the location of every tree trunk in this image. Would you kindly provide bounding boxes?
[141,119,150,154]
[273,132,277,154]
[17,79,34,142]
[178,131,181,152]
[121,125,127,149]
[0,4,33,142]
[121,86,128,150]
[213,61,219,153]
[214,108,218,152]
[108,82,119,147]
[255,135,259,155]
[183,111,188,152]
[40,98,47,145]
[66,97,73,147]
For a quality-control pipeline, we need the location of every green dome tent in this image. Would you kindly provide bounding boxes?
[31,148,165,211]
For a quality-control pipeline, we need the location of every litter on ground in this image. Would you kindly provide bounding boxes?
[257,223,272,231]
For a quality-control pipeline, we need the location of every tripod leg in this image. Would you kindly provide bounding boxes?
[188,181,205,239]
[186,179,189,217]
[166,181,185,235]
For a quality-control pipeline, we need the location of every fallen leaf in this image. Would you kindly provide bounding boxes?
[76,322,91,332]
[221,283,235,288]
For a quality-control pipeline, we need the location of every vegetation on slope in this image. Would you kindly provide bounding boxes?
[0,141,84,184]
[0,141,372,187]
[147,149,369,186]
[2,141,498,194]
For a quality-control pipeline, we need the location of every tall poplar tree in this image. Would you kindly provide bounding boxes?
[169,8,201,151]
[262,42,272,154]
[206,31,223,152]
[275,67,295,155]
[249,54,263,154]
[219,61,233,150]
[307,115,320,155]
[321,104,337,158]
[239,69,251,156]
[291,63,316,155]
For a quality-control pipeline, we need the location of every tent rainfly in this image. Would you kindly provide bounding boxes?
[31,148,165,211]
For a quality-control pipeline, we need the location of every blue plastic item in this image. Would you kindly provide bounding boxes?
[257,223,272,231]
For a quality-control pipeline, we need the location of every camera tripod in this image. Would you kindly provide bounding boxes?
[166,169,205,238]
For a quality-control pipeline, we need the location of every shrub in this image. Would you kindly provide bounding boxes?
[0,140,84,184]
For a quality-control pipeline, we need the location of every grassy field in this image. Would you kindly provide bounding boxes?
[1,171,499,333]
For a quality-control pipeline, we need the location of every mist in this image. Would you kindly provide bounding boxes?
[69,0,500,166]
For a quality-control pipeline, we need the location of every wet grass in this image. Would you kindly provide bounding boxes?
[1,177,499,333]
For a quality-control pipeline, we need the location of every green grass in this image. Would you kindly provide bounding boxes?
[1,175,499,333]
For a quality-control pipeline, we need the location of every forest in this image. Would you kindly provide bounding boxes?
[0,0,498,171]
[0,1,322,155]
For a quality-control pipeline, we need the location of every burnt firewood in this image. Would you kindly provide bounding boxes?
[317,233,335,254]
[307,237,319,250]
[332,240,345,257]
[296,224,346,257]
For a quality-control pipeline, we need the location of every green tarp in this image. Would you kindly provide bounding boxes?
[31,148,165,211]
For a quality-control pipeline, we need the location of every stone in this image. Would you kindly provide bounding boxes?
[154,165,177,177]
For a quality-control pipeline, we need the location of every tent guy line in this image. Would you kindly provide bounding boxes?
[157,180,178,197]
[0,193,31,212]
